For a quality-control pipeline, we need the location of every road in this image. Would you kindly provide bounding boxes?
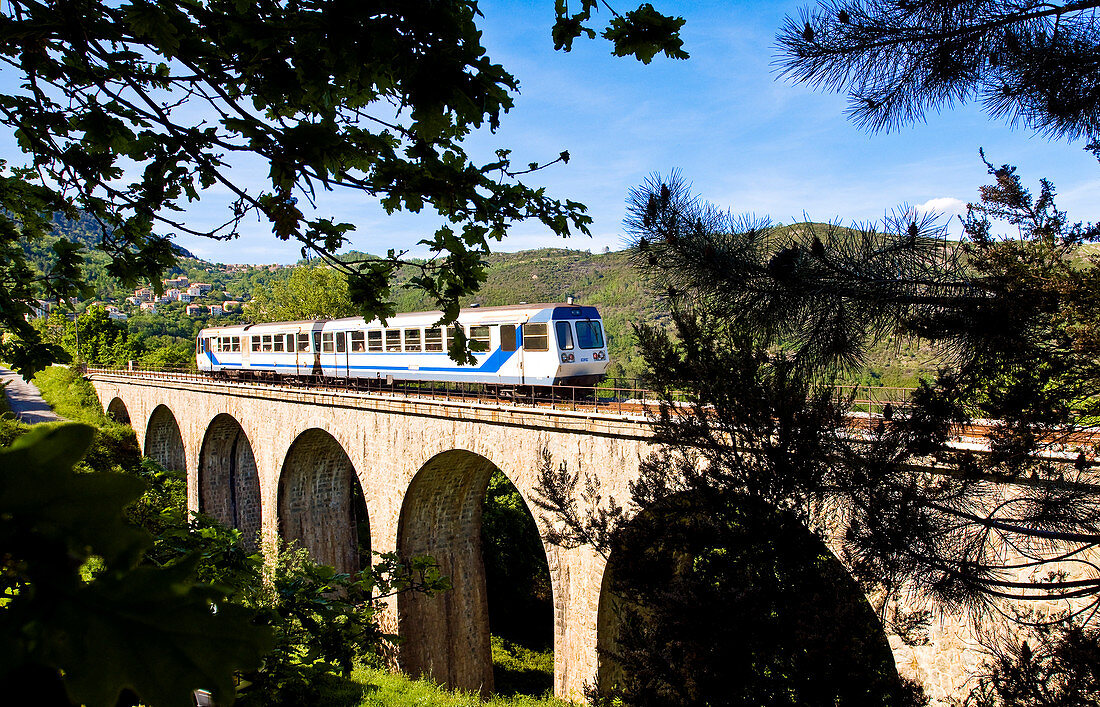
[0,367,65,424]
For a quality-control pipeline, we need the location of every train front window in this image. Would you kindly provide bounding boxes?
[351,331,365,352]
[555,321,574,350]
[468,325,490,352]
[425,327,443,352]
[576,320,604,349]
[404,328,421,352]
[522,323,548,351]
[386,329,402,352]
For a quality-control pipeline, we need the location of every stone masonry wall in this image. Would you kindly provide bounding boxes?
[279,427,361,574]
[398,449,497,694]
[199,414,263,550]
[144,404,186,472]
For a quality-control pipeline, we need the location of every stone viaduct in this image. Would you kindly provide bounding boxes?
[86,370,981,704]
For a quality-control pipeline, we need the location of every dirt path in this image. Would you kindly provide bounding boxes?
[0,367,65,424]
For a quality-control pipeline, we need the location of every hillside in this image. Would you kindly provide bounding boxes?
[24,215,944,385]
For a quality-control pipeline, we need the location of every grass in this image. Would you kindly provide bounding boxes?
[32,365,111,425]
[332,665,570,707]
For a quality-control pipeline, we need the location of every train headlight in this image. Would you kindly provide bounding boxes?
[593,351,606,361]
[561,353,575,363]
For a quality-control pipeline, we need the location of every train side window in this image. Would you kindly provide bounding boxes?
[262,335,273,352]
[446,326,459,351]
[425,327,443,352]
[468,325,490,352]
[297,333,310,352]
[251,336,260,352]
[322,332,334,353]
[555,321,574,350]
[523,323,548,351]
[350,331,365,352]
[232,337,241,352]
[501,324,517,352]
[368,330,382,352]
[337,332,347,353]
[274,335,284,352]
[286,334,295,351]
[385,329,402,352]
[576,320,604,349]
[404,328,421,352]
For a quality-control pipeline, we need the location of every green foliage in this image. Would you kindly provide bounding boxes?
[0,0,668,375]
[964,622,1100,707]
[346,664,569,706]
[482,470,553,653]
[249,265,359,322]
[490,635,555,699]
[33,304,144,368]
[31,364,111,425]
[0,423,272,706]
[552,0,687,64]
[591,495,924,707]
[777,2,1100,154]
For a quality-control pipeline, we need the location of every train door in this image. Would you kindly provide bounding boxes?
[318,329,348,378]
[294,327,310,377]
[241,333,251,369]
[501,324,520,385]
[312,326,323,376]
[337,330,349,379]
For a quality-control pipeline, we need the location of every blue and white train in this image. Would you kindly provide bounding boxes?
[196,303,609,387]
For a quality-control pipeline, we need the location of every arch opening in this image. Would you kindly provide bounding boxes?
[481,469,554,696]
[596,495,915,706]
[106,397,130,425]
[398,450,554,697]
[199,414,263,550]
[144,405,185,472]
[278,428,368,574]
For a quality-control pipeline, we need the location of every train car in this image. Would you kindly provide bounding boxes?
[196,303,609,387]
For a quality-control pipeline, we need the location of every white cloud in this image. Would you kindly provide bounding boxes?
[915,197,968,219]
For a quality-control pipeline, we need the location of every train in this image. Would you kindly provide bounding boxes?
[196,302,609,388]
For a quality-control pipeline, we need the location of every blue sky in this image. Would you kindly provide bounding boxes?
[3,1,1099,264]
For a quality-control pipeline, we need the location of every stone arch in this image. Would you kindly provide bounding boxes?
[397,449,554,696]
[144,404,185,472]
[106,397,130,425]
[199,414,263,550]
[595,495,906,704]
[278,428,368,574]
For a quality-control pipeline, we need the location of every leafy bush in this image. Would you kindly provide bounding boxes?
[0,423,271,705]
